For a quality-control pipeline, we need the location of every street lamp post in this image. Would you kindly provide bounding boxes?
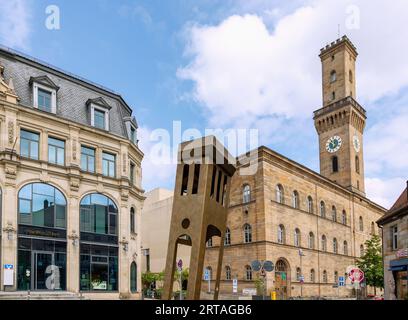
[299,249,305,298]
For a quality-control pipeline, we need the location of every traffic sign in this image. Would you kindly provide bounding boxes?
[349,268,364,283]
[251,260,262,272]
[4,264,13,269]
[232,278,238,293]
[299,275,304,283]
[338,276,345,287]
[263,260,274,272]
[177,259,183,271]
[204,269,210,281]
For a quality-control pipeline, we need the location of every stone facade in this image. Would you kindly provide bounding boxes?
[203,37,386,298]
[0,47,144,299]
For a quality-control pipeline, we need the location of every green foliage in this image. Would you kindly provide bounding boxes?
[254,276,265,296]
[141,271,160,288]
[174,268,189,281]
[357,234,384,289]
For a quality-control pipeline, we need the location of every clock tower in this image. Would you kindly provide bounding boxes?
[313,36,366,195]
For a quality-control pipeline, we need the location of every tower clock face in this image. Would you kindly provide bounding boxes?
[326,136,342,153]
[353,135,360,152]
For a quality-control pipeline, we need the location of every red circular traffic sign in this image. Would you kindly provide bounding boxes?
[349,268,364,283]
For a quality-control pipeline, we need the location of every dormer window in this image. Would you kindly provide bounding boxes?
[86,97,112,131]
[124,116,138,145]
[30,75,59,114]
[130,126,136,144]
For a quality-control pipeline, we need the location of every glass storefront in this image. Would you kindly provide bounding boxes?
[17,183,67,291]
[80,193,119,292]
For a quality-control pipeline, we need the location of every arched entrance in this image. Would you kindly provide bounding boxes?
[130,262,137,293]
[275,259,290,300]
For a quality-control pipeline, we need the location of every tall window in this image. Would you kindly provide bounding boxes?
[355,156,360,174]
[308,232,315,249]
[310,269,315,283]
[245,265,252,281]
[296,268,302,281]
[80,193,118,235]
[181,165,189,196]
[206,238,213,247]
[332,156,339,173]
[94,109,106,130]
[244,224,252,243]
[359,216,364,232]
[320,201,326,218]
[130,262,137,293]
[331,206,337,222]
[330,70,337,83]
[333,238,338,254]
[276,184,284,204]
[349,70,353,82]
[360,244,364,257]
[294,228,301,247]
[130,162,135,185]
[20,129,39,160]
[225,266,231,280]
[130,207,136,233]
[391,225,398,250]
[81,146,95,173]
[102,152,116,178]
[243,184,251,204]
[307,196,313,213]
[334,271,339,284]
[48,137,65,166]
[342,210,347,225]
[321,235,327,251]
[18,183,67,228]
[38,88,52,112]
[192,164,201,194]
[371,222,375,235]
[322,270,328,283]
[130,126,137,144]
[278,224,285,244]
[292,191,299,209]
[224,228,231,246]
[343,241,348,255]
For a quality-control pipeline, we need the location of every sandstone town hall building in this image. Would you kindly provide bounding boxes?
[203,36,386,298]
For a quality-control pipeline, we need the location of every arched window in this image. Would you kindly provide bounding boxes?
[206,237,213,247]
[332,156,339,173]
[349,70,353,82]
[321,235,327,251]
[294,228,301,247]
[276,184,284,204]
[243,184,251,204]
[355,156,360,174]
[332,206,337,222]
[224,228,231,246]
[330,70,337,83]
[371,222,375,235]
[278,224,286,244]
[130,207,136,234]
[80,193,118,235]
[342,210,347,225]
[360,244,364,257]
[310,269,315,283]
[334,271,339,284]
[225,266,231,280]
[333,238,338,254]
[307,196,313,214]
[130,262,137,293]
[296,267,302,281]
[244,224,252,243]
[343,241,348,255]
[18,183,67,228]
[292,191,299,209]
[359,216,364,232]
[308,232,315,249]
[245,265,252,280]
[320,201,326,218]
[322,270,328,283]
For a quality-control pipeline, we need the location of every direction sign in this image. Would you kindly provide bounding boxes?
[177,259,183,271]
[204,269,210,281]
[263,260,274,272]
[338,276,345,287]
[251,260,262,272]
[232,278,238,293]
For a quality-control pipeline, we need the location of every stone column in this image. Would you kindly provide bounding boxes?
[66,195,80,293]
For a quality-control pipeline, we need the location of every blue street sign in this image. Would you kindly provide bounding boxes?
[204,269,210,281]
[4,264,13,270]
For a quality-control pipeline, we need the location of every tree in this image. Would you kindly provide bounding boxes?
[357,234,384,295]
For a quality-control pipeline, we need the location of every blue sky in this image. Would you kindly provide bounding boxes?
[1,0,407,208]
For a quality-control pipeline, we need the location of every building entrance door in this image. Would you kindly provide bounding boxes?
[33,251,54,290]
[275,259,290,300]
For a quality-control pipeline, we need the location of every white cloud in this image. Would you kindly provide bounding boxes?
[118,4,152,27]
[178,0,408,206]
[0,0,31,50]
[366,177,406,209]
